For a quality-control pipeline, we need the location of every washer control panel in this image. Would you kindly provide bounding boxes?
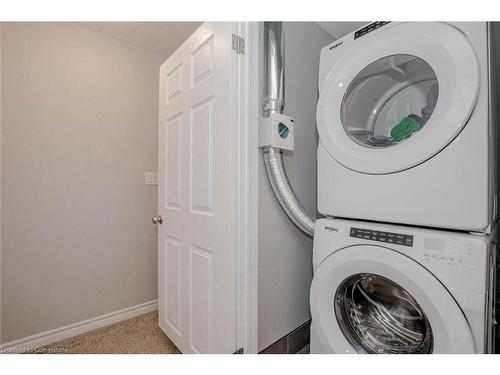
[350,227,413,247]
[421,237,477,266]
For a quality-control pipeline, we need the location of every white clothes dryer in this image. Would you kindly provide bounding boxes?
[317,22,497,233]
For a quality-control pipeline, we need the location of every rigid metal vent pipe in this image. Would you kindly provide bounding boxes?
[262,22,315,236]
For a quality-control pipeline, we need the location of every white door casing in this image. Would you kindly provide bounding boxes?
[158,22,254,354]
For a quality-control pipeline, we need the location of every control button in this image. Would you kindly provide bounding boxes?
[349,227,413,247]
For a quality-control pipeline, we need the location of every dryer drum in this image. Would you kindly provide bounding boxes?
[341,54,439,149]
[334,273,434,354]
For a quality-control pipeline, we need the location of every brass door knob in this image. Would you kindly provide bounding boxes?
[152,215,163,225]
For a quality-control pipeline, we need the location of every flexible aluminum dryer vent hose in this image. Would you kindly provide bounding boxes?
[263,146,316,235]
[262,22,316,236]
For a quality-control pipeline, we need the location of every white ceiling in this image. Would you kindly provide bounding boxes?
[316,22,368,39]
[77,22,202,61]
[76,22,367,62]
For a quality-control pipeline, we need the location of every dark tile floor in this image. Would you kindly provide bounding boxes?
[260,320,311,354]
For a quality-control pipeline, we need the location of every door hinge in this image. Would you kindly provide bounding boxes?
[233,347,244,354]
[232,34,245,55]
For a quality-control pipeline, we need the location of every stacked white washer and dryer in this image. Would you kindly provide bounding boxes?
[311,22,498,354]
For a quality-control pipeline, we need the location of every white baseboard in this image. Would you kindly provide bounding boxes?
[0,299,158,352]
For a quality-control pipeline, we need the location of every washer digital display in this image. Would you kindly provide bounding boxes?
[350,227,413,247]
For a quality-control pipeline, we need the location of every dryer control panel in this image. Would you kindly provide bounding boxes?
[350,227,414,247]
[354,21,390,39]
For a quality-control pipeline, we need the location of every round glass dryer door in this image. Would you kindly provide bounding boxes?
[309,245,476,353]
[342,55,438,149]
[317,22,480,174]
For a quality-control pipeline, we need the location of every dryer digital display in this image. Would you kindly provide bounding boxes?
[350,227,413,247]
[354,21,390,40]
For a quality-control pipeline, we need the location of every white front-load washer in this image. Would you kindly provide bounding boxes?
[317,22,497,233]
[310,218,497,354]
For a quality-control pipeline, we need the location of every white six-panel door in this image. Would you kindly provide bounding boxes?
[158,22,241,354]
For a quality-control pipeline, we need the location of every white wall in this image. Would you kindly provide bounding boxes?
[0,23,159,343]
[258,22,333,350]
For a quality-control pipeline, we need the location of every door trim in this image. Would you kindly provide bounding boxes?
[156,21,258,354]
[0,22,3,345]
[234,21,259,354]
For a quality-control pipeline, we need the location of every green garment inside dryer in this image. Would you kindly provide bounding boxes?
[391,116,422,142]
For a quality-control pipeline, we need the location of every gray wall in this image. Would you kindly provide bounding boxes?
[492,22,500,353]
[258,22,333,351]
[1,23,159,343]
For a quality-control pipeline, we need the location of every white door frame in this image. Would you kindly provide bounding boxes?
[233,21,259,354]
[158,21,259,354]
[0,22,3,345]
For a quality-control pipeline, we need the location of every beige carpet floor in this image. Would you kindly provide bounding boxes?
[40,311,180,354]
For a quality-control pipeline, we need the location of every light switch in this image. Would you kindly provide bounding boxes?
[145,172,158,186]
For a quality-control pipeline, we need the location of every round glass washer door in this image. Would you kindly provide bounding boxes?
[335,273,433,354]
[317,22,480,174]
[309,245,476,353]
